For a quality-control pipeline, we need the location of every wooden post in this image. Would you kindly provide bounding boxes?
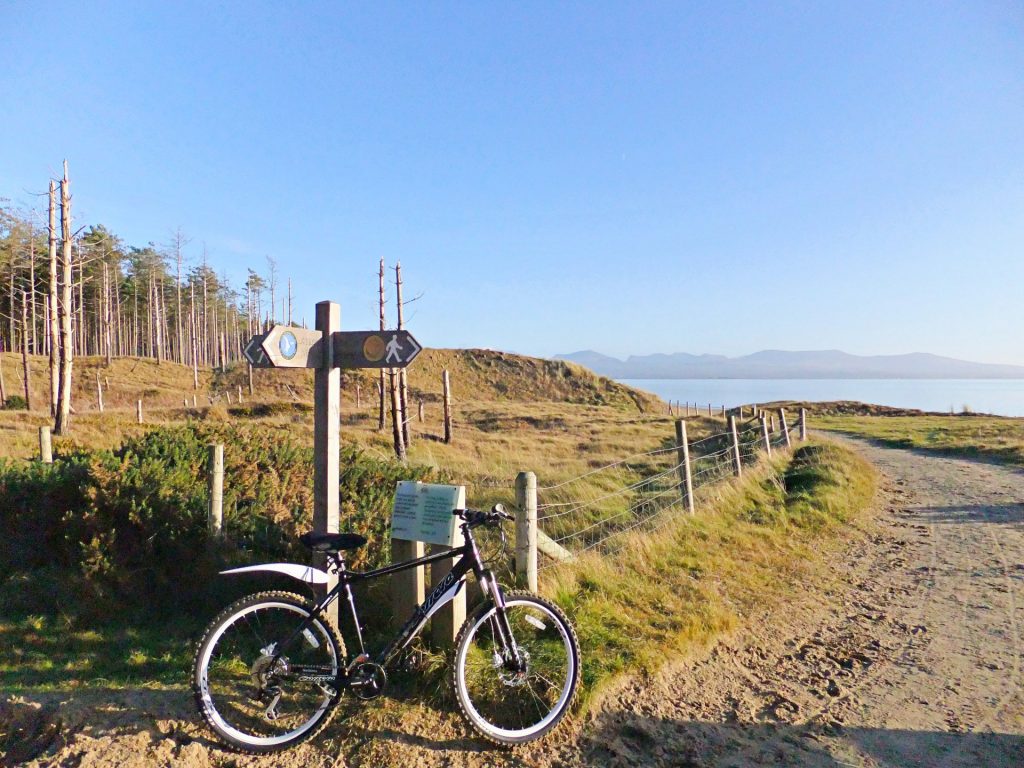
[779,408,791,448]
[392,538,426,634]
[237,384,243,403]
[184,398,188,407]
[674,420,695,515]
[799,408,808,441]
[38,426,52,464]
[208,444,224,535]
[707,403,712,417]
[192,393,198,408]
[721,405,726,417]
[313,301,341,629]
[247,363,254,396]
[515,471,538,591]
[96,372,103,413]
[442,369,453,444]
[729,415,742,477]
[355,383,361,408]
[418,401,424,422]
[137,399,143,424]
[760,414,772,457]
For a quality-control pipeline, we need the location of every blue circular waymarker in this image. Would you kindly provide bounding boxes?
[279,331,298,360]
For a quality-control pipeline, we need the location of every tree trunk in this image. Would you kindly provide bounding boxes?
[20,291,31,410]
[48,180,58,416]
[55,162,73,435]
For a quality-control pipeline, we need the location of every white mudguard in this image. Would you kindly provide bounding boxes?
[220,563,329,585]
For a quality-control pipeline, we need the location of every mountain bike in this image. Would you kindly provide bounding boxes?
[192,505,580,752]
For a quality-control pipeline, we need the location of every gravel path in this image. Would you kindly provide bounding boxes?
[6,438,1023,767]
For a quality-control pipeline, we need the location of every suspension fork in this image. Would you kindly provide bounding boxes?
[482,570,526,672]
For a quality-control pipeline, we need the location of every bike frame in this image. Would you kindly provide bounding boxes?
[272,522,519,684]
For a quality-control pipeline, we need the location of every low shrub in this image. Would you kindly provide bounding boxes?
[0,423,435,622]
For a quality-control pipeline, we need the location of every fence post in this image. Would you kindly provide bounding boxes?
[38,426,52,463]
[355,383,361,408]
[96,373,104,413]
[418,401,424,422]
[761,414,772,457]
[799,408,808,441]
[729,415,742,477]
[674,420,695,515]
[515,471,538,592]
[237,385,243,404]
[192,394,198,408]
[183,398,188,407]
[208,444,224,536]
[442,370,453,444]
[779,408,791,448]
[137,399,143,424]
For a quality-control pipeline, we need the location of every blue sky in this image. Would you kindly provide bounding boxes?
[2,2,1022,363]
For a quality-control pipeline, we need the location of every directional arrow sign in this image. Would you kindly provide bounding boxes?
[242,333,273,368]
[333,330,422,369]
[260,325,325,368]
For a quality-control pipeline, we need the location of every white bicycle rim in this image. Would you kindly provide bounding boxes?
[197,600,338,748]
[455,598,576,741]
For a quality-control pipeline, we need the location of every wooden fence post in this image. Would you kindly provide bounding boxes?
[208,444,224,535]
[96,373,103,413]
[355,383,361,408]
[799,408,808,441]
[137,399,143,424]
[192,394,198,408]
[237,385,243,403]
[674,420,695,514]
[248,363,254,396]
[729,415,743,477]
[515,471,539,592]
[314,301,341,629]
[38,426,52,463]
[442,369,453,444]
[707,403,712,417]
[183,398,188,407]
[779,408,791,448]
[761,414,772,456]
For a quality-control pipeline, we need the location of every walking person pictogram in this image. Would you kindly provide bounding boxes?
[385,334,404,363]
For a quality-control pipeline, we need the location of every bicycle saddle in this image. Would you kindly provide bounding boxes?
[299,531,367,552]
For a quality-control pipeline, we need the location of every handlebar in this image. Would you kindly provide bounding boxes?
[453,504,514,527]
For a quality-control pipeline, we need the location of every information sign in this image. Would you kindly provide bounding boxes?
[391,481,466,547]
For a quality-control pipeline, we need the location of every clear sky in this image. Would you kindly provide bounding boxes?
[2,2,1021,363]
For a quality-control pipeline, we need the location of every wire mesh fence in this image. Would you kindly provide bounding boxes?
[534,408,805,571]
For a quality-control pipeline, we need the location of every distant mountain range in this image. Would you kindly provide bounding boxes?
[554,349,1024,380]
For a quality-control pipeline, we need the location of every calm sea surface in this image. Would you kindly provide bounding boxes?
[618,379,1024,418]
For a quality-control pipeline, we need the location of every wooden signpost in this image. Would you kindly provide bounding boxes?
[242,304,436,636]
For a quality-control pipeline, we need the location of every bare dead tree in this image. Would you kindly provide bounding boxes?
[20,290,31,410]
[55,161,73,435]
[395,262,411,446]
[377,258,386,431]
[47,180,58,416]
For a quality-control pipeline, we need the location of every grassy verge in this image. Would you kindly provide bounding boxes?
[542,439,877,705]
[817,413,1024,467]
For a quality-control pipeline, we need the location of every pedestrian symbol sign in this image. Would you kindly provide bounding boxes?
[242,326,422,370]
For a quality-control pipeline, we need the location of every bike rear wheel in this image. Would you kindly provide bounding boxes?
[453,590,580,745]
[192,591,344,753]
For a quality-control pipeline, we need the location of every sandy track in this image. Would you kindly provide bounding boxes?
[567,437,1024,767]
[6,438,1024,766]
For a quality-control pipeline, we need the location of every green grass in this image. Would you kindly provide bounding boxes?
[542,440,877,705]
[818,413,1024,467]
[0,615,197,691]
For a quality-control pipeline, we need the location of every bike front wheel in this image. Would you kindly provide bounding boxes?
[453,590,580,745]
[192,590,345,753]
